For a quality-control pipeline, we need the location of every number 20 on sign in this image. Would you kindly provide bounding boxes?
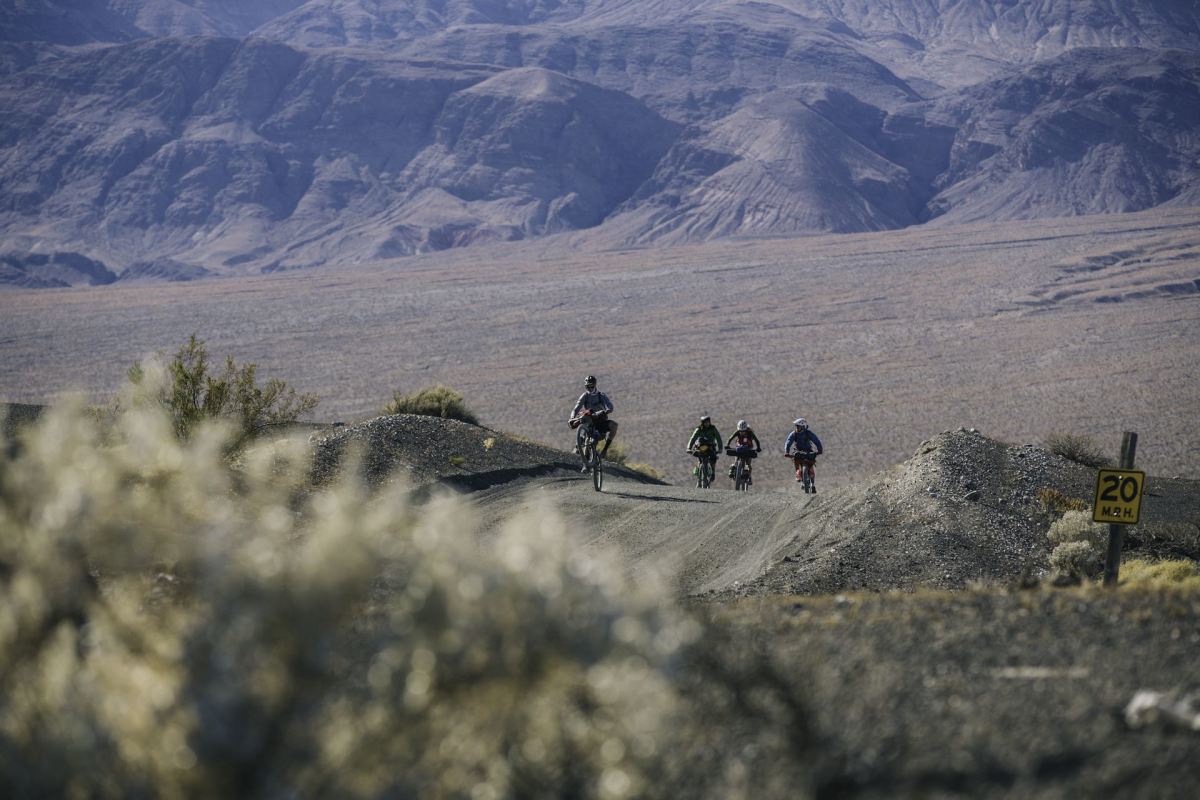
[1093,469,1145,525]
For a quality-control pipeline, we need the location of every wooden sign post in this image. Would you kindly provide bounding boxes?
[1100,431,1139,587]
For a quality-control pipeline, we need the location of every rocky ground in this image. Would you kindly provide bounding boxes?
[717,588,1200,799]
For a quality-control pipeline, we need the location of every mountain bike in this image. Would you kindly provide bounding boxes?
[571,412,605,492]
[788,451,818,493]
[727,447,756,492]
[690,443,717,488]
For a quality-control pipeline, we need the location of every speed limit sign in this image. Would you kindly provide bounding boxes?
[1093,469,1145,525]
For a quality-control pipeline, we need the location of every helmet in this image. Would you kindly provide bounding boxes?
[794,418,808,429]
[584,375,597,389]
[737,420,748,431]
[699,415,711,425]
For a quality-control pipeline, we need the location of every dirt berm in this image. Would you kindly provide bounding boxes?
[730,428,1199,598]
[309,413,665,492]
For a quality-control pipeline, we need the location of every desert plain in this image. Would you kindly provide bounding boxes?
[1,206,1197,487]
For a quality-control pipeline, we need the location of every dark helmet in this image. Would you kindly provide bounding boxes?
[584,375,597,389]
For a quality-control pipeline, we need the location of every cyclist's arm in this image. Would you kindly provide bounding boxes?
[570,393,585,420]
[751,431,762,451]
[725,432,737,448]
[710,428,723,447]
[686,428,700,450]
[600,392,614,414]
[810,431,823,454]
[783,431,796,454]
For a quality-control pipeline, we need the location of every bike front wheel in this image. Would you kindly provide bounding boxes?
[590,445,603,491]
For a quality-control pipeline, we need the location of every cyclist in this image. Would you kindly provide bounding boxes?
[725,420,762,483]
[686,415,723,479]
[783,417,823,489]
[569,375,617,464]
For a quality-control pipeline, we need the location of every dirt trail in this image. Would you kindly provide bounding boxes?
[473,475,818,594]
[469,428,1199,597]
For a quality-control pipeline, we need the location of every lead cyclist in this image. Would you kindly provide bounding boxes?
[569,375,618,459]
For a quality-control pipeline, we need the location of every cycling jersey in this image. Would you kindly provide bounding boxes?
[688,424,723,453]
[784,428,823,454]
[571,390,613,420]
[726,428,761,450]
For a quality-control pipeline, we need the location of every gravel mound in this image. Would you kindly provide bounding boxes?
[730,428,1198,597]
[309,413,663,491]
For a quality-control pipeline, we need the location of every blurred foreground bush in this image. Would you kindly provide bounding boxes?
[0,403,809,799]
[384,385,479,425]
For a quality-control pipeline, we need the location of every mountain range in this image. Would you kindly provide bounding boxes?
[1,0,1198,286]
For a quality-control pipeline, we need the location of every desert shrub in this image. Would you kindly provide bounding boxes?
[384,384,478,425]
[1118,559,1200,590]
[1044,433,1111,468]
[128,334,318,443]
[0,402,809,799]
[1049,541,1098,579]
[1047,510,1109,579]
[1036,487,1089,516]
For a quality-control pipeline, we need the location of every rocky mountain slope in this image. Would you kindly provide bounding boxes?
[1,0,1198,284]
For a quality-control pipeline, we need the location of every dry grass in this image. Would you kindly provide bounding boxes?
[602,442,667,482]
[1036,486,1090,515]
[383,384,479,424]
[1044,433,1112,469]
[1118,559,1200,590]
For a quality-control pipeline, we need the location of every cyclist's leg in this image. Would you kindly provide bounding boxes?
[602,419,617,452]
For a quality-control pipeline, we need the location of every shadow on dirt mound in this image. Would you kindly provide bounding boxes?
[310,413,666,491]
[724,429,1199,598]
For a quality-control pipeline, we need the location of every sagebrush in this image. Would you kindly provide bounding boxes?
[384,384,478,425]
[0,403,810,799]
[1047,510,1109,578]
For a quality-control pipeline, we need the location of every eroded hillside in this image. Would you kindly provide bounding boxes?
[1,1,1198,283]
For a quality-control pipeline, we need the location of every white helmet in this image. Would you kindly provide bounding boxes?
[737,420,748,431]
[794,418,808,429]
